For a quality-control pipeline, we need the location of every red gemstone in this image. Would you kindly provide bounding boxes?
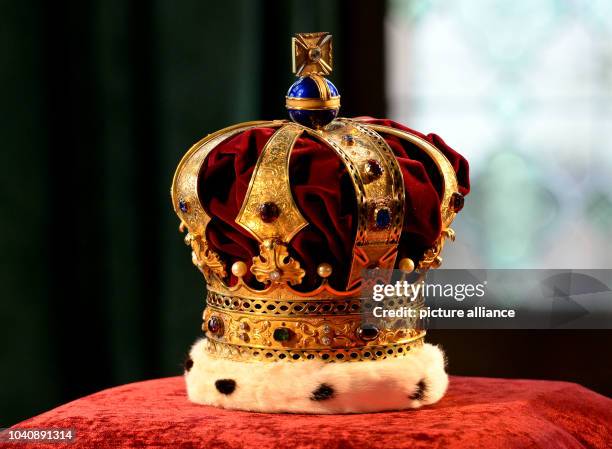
[365,159,383,181]
[259,202,280,223]
[357,324,379,341]
[207,316,224,336]
[451,192,465,212]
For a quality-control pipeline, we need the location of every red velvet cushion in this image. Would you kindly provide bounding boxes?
[11,376,611,449]
[199,119,470,290]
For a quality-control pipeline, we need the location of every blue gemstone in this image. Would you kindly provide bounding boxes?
[343,134,355,145]
[179,200,188,213]
[375,208,391,229]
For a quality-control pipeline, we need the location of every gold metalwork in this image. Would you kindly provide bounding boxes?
[171,120,286,280]
[250,239,305,286]
[204,306,424,350]
[417,228,455,271]
[206,290,418,317]
[292,32,333,76]
[305,119,406,289]
[366,124,459,229]
[204,337,424,363]
[285,96,340,110]
[185,232,226,278]
[172,120,284,234]
[365,122,460,271]
[311,73,331,98]
[235,124,308,243]
[206,290,363,316]
[206,267,361,302]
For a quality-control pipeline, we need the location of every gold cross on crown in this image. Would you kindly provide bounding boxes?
[292,32,333,77]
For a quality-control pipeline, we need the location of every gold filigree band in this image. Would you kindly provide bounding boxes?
[203,307,422,350]
[204,334,425,363]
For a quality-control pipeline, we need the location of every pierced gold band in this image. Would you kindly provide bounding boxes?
[207,290,421,317]
[207,290,363,316]
[204,334,425,363]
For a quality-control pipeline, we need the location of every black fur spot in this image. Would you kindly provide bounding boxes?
[410,379,427,401]
[215,379,236,395]
[310,383,335,401]
[184,356,193,372]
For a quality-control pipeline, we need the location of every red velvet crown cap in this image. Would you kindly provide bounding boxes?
[199,118,470,291]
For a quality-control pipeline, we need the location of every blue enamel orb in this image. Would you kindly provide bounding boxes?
[286,75,340,129]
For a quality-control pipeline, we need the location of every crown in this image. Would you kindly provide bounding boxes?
[172,33,470,413]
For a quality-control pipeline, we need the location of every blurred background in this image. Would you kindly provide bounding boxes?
[1,0,610,426]
[387,0,612,270]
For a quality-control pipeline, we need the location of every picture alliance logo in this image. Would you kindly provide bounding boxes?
[371,280,488,302]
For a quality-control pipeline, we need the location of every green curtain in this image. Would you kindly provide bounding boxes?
[0,0,386,425]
